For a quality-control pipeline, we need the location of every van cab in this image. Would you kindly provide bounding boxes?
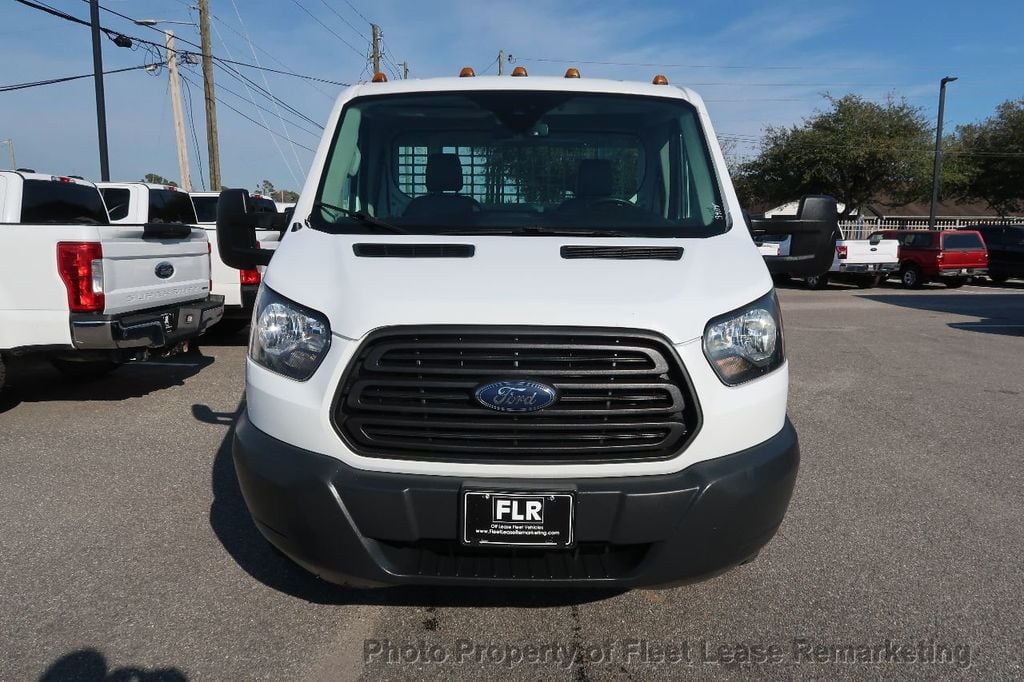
[214,73,835,588]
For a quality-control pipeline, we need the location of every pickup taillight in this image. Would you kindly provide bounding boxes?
[836,245,848,259]
[57,242,104,313]
[239,268,261,286]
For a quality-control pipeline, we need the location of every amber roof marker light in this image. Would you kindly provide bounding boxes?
[459,67,476,77]
[564,67,581,78]
[371,72,388,83]
[652,74,669,85]
[511,65,528,77]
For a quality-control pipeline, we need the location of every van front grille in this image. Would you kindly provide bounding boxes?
[333,327,700,463]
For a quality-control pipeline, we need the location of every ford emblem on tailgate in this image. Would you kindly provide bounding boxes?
[475,380,557,413]
[155,262,175,279]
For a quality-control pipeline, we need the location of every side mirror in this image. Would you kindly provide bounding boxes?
[216,188,273,269]
[748,195,840,276]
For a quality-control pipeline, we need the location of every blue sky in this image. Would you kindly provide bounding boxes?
[1,0,1022,191]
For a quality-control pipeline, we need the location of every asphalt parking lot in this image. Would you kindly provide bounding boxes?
[2,281,1022,680]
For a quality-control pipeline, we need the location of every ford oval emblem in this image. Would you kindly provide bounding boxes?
[474,380,557,413]
[155,262,175,279]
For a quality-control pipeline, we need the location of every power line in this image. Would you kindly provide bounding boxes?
[179,74,207,190]
[203,67,322,138]
[315,0,369,40]
[517,56,950,72]
[179,71,316,152]
[287,0,366,58]
[230,0,306,182]
[0,64,155,92]
[42,0,351,85]
[339,0,371,25]
[193,5,335,99]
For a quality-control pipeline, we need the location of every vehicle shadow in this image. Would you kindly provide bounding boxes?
[859,292,1024,337]
[0,353,213,415]
[39,648,187,681]
[198,402,623,608]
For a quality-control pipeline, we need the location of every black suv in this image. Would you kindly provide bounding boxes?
[963,225,1024,284]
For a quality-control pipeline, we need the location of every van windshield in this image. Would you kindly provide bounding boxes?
[311,91,728,237]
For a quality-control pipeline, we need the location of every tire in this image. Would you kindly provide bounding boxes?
[50,358,122,382]
[805,272,829,290]
[856,275,882,289]
[945,277,967,289]
[900,264,923,289]
[989,273,1009,285]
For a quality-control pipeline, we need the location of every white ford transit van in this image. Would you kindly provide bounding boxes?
[215,71,836,588]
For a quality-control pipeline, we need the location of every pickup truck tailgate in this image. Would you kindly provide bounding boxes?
[100,227,211,315]
[840,239,899,265]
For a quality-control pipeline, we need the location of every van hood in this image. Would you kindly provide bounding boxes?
[262,229,772,344]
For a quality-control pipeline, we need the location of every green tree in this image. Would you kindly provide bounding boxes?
[143,173,177,187]
[735,95,932,217]
[954,98,1024,215]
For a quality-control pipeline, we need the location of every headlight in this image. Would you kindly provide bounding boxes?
[249,286,331,381]
[703,291,784,386]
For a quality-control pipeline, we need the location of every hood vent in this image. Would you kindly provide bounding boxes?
[353,243,475,258]
[560,245,684,260]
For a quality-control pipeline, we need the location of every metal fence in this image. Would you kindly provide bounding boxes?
[837,217,1024,240]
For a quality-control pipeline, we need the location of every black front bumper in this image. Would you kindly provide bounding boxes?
[70,295,224,350]
[233,413,800,588]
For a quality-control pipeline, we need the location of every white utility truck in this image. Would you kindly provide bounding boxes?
[214,70,836,588]
[0,171,223,393]
[190,190,281,331]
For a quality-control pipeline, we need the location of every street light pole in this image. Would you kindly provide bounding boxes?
[928,76,958,230]
[89,0,110,181]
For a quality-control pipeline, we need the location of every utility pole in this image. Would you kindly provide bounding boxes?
[0,139,14,169]
[164,31,192,191]
[89,0,110,181]
[498,50,505,76]
[928,76,958,231]
[197,0,221,190]
[399,61,409,79]
[371,24,381,74]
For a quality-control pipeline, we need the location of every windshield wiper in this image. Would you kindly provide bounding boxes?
[310,201,409,234]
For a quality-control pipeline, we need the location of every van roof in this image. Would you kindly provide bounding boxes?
[342,75,702,105]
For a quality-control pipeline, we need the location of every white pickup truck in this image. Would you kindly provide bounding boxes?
[0,171,223,393]
[100,183,276,332]
[755,227,898,288]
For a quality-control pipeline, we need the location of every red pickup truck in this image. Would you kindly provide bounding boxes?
[872,229,988,288]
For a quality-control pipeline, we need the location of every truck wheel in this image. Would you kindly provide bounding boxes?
[857,275,882,289]
[805,273,829,290]
[945,277,967,289]
[50,358,123,382]
[900,264,923,289]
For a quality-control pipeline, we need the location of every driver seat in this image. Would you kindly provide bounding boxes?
[558,158,613,213]
[403,153,478,221]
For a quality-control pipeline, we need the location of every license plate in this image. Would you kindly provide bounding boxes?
[462,491,574,547]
